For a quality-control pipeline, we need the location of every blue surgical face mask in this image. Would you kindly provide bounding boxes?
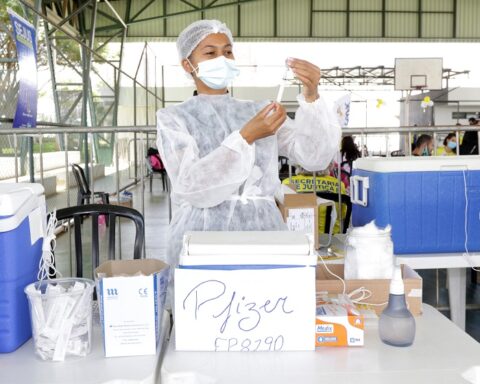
[189,56,240,90]
[422,147,430,156]
[447,141,457,150]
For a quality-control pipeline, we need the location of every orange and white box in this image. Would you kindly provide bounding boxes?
[315,294,364,347]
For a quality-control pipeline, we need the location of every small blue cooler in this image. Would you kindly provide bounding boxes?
[0,183,45,353]
[351,156,480,254]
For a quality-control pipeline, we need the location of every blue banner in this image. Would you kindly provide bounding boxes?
[8,9,37,128]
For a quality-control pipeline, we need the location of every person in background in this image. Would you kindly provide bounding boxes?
[283,164,348,234]
[412,134,433,156]
[331,135,361,193]
[460,117,479,155]
[436,133,457,156]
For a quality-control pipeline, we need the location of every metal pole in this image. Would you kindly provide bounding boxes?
[43,21,62,129]
[39,135,44,186]
[456,130,460,156]
[64,132,70,207]
[154,55,158,113]
[14,134,18,182]
[28,137,34,182]
[64,132,73,276]
[337,159,343,233]
[133,77,138,179]
[141,132,146,258]
[115,132,121,260]
[113,28,126,127]
[90,133,95,201]
[161,65,165,108]
[408,131,412,156]
[145,42,149,126]
[81,0,97,182]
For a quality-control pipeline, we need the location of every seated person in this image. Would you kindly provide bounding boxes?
[436,133,457,156]
[282,165,348,234]
[412,134,433,156]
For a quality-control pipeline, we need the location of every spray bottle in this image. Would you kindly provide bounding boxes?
[378,265,416,347]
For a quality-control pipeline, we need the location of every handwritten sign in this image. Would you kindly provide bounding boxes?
[286,208,315,234]
[174,267,316,351]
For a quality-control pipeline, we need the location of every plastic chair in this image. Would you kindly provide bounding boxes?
[71,163,109,206]
[315,192,352,234]
[55,204,144,278]
[145,157,168,192]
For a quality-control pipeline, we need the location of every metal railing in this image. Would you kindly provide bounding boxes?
[0,123,478,231]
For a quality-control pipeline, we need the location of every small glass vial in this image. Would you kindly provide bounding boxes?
[378,266,416,347]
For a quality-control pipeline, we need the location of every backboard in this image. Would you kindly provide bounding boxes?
[394,58,443,91]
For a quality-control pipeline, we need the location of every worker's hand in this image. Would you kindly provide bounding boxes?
[240,102,287,144]
[287,58,320,103]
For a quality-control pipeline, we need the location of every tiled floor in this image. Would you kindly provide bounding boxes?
[48,176,480,343]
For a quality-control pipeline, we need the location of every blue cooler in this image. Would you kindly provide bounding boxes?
[0,183,45,353]
[351,156,480,254]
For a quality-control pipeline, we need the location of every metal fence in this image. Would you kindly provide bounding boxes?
[0,123,478,217]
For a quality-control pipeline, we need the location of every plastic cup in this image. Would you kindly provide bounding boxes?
[24,277,94,362]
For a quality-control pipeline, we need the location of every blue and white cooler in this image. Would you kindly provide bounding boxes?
[351,156,480,255]
[0,183,46,353]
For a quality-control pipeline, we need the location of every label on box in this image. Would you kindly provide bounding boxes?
[100,276,157,357]
[286,208,315,234]
[315,296,364,347]
[175,267,316,351]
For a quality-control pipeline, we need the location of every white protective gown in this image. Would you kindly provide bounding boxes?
[156,93,341,267]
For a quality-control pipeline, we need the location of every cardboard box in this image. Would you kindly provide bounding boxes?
[316,264,422,316]
[276,184,319,249]
[276,184,336,249]
[110,196,133,208]
[175,231,317,352]
[95,259,169,357]
[316,294,364,347]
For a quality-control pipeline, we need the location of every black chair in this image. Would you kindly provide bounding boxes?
[145,157,168,192]
[71,163,109,206]
[316,192,352,234]
[55,204,144,278]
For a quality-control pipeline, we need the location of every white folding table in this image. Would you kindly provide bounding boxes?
[321,234,480,330]
[161,305,480,384]
[396,252,480,331]
[0,311,170,384]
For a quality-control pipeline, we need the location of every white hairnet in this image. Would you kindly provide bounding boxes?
[176,19,234,60]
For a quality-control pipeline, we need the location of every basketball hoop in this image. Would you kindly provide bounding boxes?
[394,58,443,91]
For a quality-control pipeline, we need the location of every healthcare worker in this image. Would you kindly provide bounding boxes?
[156,20,341,269]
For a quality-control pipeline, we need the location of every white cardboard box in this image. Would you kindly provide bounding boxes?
[175,231,317,352]
[95,259,169,357]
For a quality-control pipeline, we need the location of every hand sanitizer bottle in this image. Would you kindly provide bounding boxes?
[378,266,416,347]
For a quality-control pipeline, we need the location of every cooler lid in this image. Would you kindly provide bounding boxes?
[184,231,311,256]
[353,156,480,173]
[0,183,44,217]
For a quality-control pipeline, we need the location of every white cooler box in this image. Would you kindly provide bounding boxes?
[175,231,317,352]
[351,156,480,254]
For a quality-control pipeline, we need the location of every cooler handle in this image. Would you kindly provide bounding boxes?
[351,175,369,207]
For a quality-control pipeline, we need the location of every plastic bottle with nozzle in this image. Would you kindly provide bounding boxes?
[378,265,416,347]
